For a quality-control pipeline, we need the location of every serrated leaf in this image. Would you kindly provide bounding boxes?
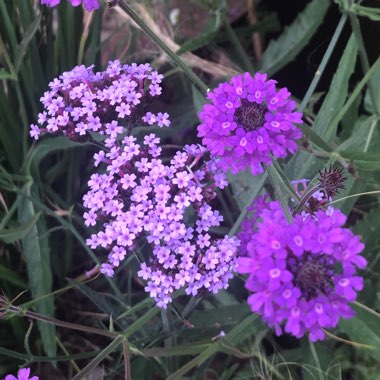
[313,34,358,141]
[260,0,330,75]
[0,211,40,243]
[364,64,380,114]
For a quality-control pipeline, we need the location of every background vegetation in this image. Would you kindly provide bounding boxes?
[0,0,379,378]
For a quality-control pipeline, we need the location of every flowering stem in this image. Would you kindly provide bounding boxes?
[3,298,118,338]
[72,335,125,380]
[123,340,132,380]
[293,184,321,215]
[348,8,380,115]
[300,14,347,112]
[326,190,380,206]
[223,19,255,74]
[117,1,209,93]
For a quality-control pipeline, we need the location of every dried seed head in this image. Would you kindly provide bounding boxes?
[318,166,347,198]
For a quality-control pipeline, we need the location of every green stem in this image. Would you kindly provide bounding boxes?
[71,335,124,380]
[293,184,321,215]
[118,1,208,93]
[228,173,267,237]
[348,8,380,115]
[265,164,293,223]
[300,14,347,112]
[20,308,119,338]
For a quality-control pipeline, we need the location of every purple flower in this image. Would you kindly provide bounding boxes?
[4,367,39,380]
[198,72,302,175]
[83,132,240,307]
[237,197,366,341]
[30,61,167,140]
[41,0,100,11]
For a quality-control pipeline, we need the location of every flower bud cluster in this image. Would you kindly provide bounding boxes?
[30,60,169,140]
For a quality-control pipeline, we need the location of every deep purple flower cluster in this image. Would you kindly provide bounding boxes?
[237,197,366,341]
[197,72,303,175]
[41,0,100,11]
[4,368,38,380]
[84,135,239,308]
[30,60,169,140]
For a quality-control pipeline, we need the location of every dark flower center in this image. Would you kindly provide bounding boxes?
[234,100,267,131]
[287,253,334,300]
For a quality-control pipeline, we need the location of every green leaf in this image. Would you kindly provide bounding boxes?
[260,0,330,75]
[189,305,251,329]
[0,263,28,288]
[353,204,380,251]
[15,13,42,73]
[0,68,16,80]
[176,9,223,55]
[364,65,380,114]
[28,136,90,176]
[227,169,266,211]
[339,304,380,361]
[192,85,207,115]
[312,34,358,141]
[0,211,40,243]
[18,183,56,358]
[340,151,380,171]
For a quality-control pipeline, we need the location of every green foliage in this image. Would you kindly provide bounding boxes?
[0,0,380,378]
[260,0,330,75]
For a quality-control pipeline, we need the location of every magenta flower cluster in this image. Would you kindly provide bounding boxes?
[197,72,303,175]
[41,0,99,11]
[84,135,239,307]
[4,368,38,380]
[237,197,367,341]
[30,60,169,140]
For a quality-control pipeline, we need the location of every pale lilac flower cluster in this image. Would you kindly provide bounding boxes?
[84,135,239,308]
[197,72,303,175]
[237,197,366,341]
[30,60,169,140]
[41,0,100,11]
[4,368,38,380]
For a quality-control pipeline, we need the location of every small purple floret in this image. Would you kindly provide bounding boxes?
[41,0,100,11]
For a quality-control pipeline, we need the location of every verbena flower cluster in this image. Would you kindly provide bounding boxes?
[84,135,239,307]
[40,0,100,11]
[237,196,367,341]
[30,60,169,140]
[4,368,38,380]
[197,72,303,175]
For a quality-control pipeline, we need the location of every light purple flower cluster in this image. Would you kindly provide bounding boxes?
[41,0,100,11]
[197,72,303,175]
[30,60,169,140]
[84,135,239,308]
[4,368,38,380]
[237,197,366,341]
